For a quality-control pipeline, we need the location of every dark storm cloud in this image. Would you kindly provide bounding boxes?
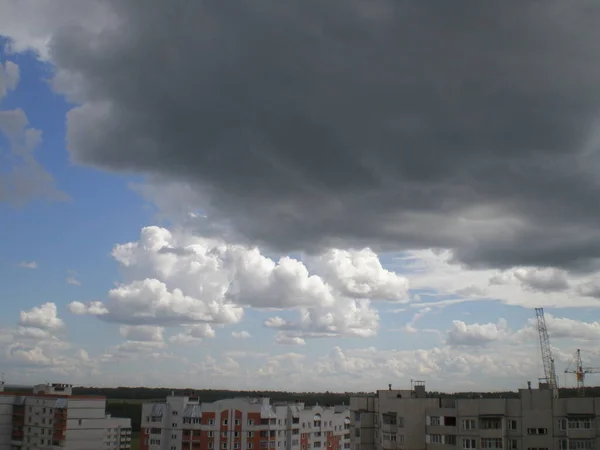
[50,0,600,269]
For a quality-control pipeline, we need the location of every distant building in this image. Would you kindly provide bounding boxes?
[0,381,132,450]
[350,381,600,450]
[140,393,351,450]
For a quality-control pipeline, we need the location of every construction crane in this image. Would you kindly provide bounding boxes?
[564,349,600,397]
[535,307,559,398]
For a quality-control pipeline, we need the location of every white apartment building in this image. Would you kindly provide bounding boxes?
[0,381,132,450]
[140,393,351,450]
[351,382,600,450]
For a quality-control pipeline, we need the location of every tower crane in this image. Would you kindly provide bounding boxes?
[535,307,559,398]
[564,349,600,397]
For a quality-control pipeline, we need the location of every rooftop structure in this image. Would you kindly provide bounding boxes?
[140,394,351,450]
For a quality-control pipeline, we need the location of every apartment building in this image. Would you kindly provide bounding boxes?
[351,382,600,450]
[140,394,351,450]
[0,381,132,450]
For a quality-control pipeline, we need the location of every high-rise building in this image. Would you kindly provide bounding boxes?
[140,394,351,450]
[0,382,132,450]
[350,382,600,450]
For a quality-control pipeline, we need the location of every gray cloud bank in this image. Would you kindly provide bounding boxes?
[48,0,600,269]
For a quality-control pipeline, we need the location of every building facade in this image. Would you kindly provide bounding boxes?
[351,383,600,450]
[140,394,351,450]
[0,382,132,450]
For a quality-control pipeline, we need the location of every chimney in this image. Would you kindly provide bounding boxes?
[527,381,532,390]
[388,384,392,390]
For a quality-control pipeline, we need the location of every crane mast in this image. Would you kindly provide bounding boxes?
[535,307,559,398]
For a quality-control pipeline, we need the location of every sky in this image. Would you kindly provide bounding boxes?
[1,0,600,393]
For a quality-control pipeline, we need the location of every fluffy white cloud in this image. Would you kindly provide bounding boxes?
[0,60,19,100]
[232,331,251,339]
[66,269,81,286]
[17,260,37,269]
[19,303,64,330]
[446,319,511,346]
[274,333,305,346]
[169,323,216,344]
[70,226,407,341]
[309,249,409,300]
[0,60,68,205]
[119,325,164,342]
[0,303,96,381]
[537,314,600,341]
[68,300,108,316]
[395,249,600,309]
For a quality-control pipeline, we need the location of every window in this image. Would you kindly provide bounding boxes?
[223,443,228,449]
[354,429,360,438]
[510,440,518,450]
[429,435,442,444]
[462,438,477,449]
[248,432,254,438]
[527,448,548,450]
[397,435,405,444]
[224,419,229,425]
[248,444,254,449]
[235,432,240,438]
[223,432,228,438]
[248,419,255,426]
[446,436,456,446]
[481,438,503,449]
[429,416,441,426]
[209,431,215,437]
[564,440,594,450]
[509,420,517,430]
[173,411,178,416]
[209,419,215,425]
[236,419,240,426]
[235,444,240,449]
[172,434,177,439]
[462,420,476,430]
[563,418,592,430]
[173,423,178,428]
[527,428,547,435]
[480,419,501,430]
[78,420,82,426]
[209,443,214,449]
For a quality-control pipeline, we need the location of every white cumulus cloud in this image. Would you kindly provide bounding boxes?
[70,226,407,342]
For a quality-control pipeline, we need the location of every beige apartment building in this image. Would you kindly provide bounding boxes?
[350,382,599,450]
[140,393,351,450]
[0,380,132,450]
